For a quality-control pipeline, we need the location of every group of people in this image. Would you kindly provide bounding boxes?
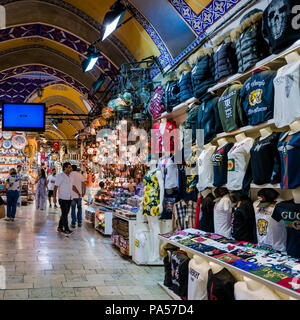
[4,162,94,235]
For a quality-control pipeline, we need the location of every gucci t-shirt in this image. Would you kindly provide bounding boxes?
[253,200,287,252]
[272,200,300,258]
[212,143,234,187]
[227,137,254,191]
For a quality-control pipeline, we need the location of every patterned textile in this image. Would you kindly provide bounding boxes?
[6,175,20,191]
[35,177,47,210]
[172,200,197,231]
[143,170,160,216]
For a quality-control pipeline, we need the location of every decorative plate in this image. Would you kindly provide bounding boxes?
[12,135,27,150]
[3,140,12,149]
[3,132,12,139]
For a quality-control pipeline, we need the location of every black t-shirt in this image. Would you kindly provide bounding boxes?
[231,199,257,244]
[272,200,300,258]
[171,250,190,297]
[244,132,281,187]
[212,143,234,187]
[207,268,236,300]
[199,193,215,232]
[262,0,300,54]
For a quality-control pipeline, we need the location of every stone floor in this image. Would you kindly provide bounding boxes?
[0,203,171,300]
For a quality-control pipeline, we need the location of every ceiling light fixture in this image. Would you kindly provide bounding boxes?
[102,0,126,41]
[51,118,58,129]
[88,73,106,99]
[81,45,100,72]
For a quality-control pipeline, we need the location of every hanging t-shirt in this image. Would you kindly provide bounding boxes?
[158,156,178,190]
[273,60,300,128]
[197,146,216,191]
[272,200,300,258]
[227,137,254,191]
[214,195,232,238]
[234,281,281,300]
[207,268,236,300]
[212,143,234,188]
[199,193,215,233]
[188,261,210,300]
[244,133,281,188]
[253,200,287,252]
[277,131,300,190]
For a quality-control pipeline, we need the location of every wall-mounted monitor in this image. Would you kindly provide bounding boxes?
[1,103,46,132]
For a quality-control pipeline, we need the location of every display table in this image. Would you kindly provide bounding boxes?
[159,229,300,300]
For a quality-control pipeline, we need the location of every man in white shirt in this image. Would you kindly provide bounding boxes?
[46,168,57,208]
[53,162,73,235]
[70,164,86,228]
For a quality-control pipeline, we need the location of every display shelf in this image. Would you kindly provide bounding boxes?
[158,282,183,300]
[208,39,300,93]
[156,97,199,121]
[159,233,300,300]
[250,183,281,189]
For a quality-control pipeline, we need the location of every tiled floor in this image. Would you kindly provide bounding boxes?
[0,203,170,300]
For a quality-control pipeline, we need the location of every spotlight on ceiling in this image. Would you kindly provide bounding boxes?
[51,118,58,129]
[81,46,100,72]
[88,73,106,99]
[102,0,126,41]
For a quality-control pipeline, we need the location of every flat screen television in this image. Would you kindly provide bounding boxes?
[1,103,46,132]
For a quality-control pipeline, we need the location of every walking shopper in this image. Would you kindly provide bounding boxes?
[16,165,23,207]
[4,168,21,221]
[53,162,73,235]
[46,168,57,208]
[85,169,93,204]
[35,168,47,210]
[70,164,86,228]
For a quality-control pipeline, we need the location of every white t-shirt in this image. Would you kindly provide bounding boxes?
[214,195,232,238]
[70,171,85,199]
[188,259,210,300]
[253,201,287,252]
[227,138,253,190]
[47,174,56,191]
[234,281,281,300]
[54,172,72,200]
[158,156,178,190]
[274,60,300,128]
[197,146,216,191]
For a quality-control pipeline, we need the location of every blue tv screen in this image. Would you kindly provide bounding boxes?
[2,103,45,132]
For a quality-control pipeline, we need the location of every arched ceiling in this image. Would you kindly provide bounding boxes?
[0,0,243,146]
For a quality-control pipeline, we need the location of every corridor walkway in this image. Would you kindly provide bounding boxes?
[0,204,170,300]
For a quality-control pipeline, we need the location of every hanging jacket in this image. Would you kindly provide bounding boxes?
[217,81,248,132]
[177,63,194,103]
[148,84,166,120]
[197,94,223,144]
[184,102,200,145]
[189,47,215,100]
[213,31,238,82]
[231,9,270,73]
[231,198,257,244]
[240,68,277,126]
[262,0,300,54]
[163,80,180,113]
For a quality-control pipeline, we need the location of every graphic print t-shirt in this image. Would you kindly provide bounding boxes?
[188,262,210,300]
[6,175,20,191]
[227,138,254,190]
[253,200,287,252]
[277,131,300,190]
[212,143,234,187]
[273,61,300,128]
[272,200,300,258]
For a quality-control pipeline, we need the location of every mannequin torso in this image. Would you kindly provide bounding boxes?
[217,138,229,148]
[259,126,273,140]
[285,52,300,64]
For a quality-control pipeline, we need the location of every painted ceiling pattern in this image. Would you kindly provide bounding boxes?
[0,0,245,143]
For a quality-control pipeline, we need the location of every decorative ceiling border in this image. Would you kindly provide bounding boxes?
[0,0,136,63]
[0,23,119,78]
[169,0,241,36]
